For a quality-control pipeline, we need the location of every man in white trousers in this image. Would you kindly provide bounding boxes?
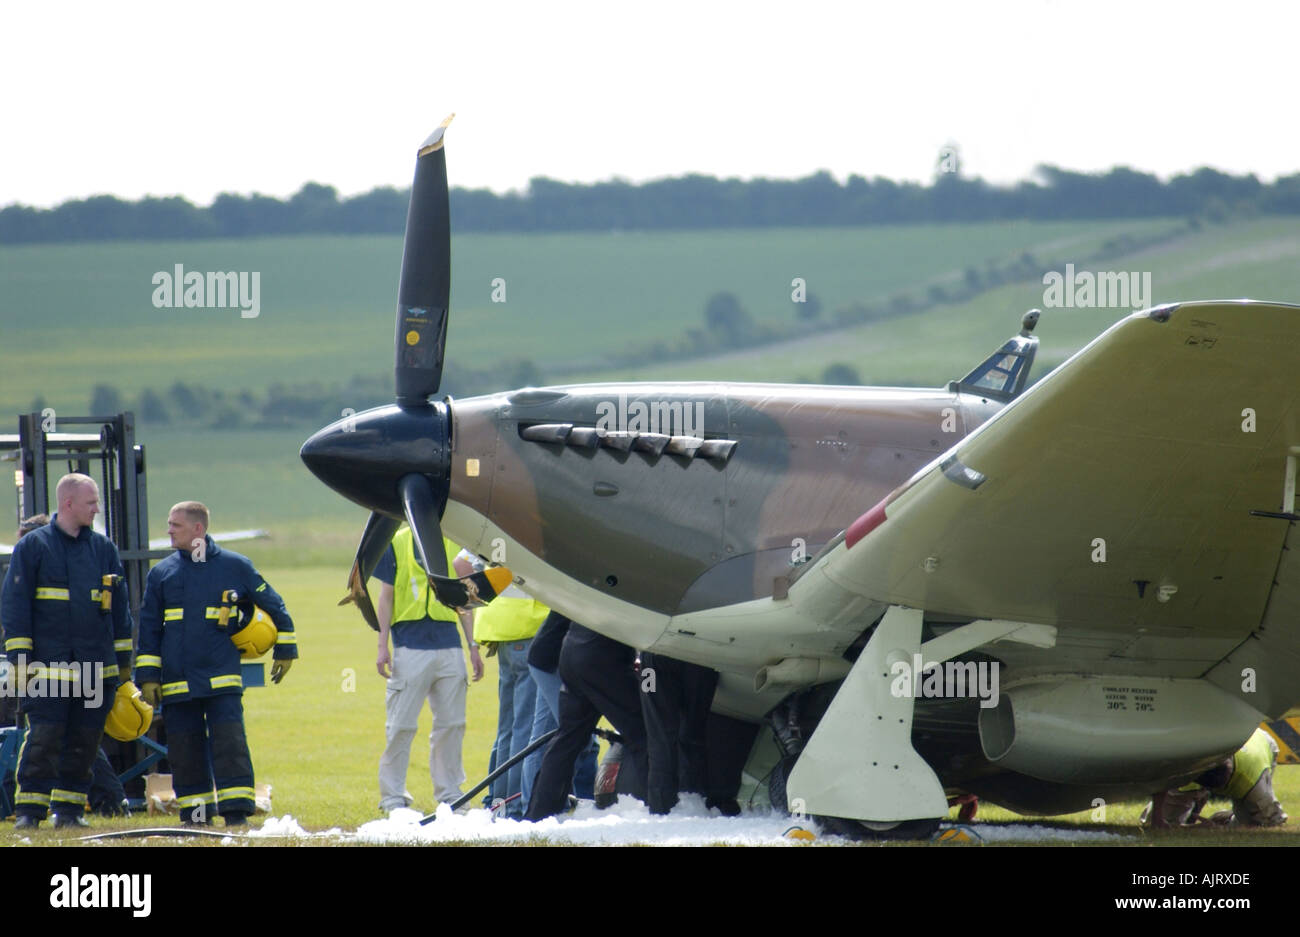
[373,527,482,812]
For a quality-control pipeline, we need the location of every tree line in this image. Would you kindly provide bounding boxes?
[4,165,1299,244]
[29,358,544,431]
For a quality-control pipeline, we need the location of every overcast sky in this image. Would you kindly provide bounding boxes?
[3,0,1297,208]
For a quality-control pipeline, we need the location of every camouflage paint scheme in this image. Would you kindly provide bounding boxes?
[447,383,994,617]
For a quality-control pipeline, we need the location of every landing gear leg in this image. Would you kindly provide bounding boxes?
[786,605,947,832]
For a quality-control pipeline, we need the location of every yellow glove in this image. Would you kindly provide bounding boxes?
[140,682,161,707]
[270,658,293,684]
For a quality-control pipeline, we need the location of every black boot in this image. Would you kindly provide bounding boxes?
[706,796,742,817]
[52,813,90,829]
[13,815,41,831]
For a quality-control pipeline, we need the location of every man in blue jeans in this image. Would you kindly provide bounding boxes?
[474,583,547,818]
[522,611,596,809]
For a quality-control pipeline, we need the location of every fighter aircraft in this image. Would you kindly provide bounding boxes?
[301,119,1300,837]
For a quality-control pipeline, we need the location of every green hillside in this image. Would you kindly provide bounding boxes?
[3,215,1298,561]
[2,218,1175,416]
[570,216,1300,386]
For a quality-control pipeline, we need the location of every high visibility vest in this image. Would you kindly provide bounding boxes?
[391,529,462,626]
[473,585,548,643]
[1225,728,1276,801]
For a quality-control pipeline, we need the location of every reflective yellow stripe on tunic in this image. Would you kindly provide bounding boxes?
[4,637,33,652]
[163,608,183,621]
[136,655,162,669]
[34,587,69,600]
[114,639,133,651]
[210,674,243,690]
[275,632,297,645]
[161,680,190,696]
[28,665,79,681]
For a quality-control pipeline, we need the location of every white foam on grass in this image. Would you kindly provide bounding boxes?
[246,814,345,839]
[247,798,1137,845]
[248,815,312,837]
[354,794,818,846]
[967,823,1133,843]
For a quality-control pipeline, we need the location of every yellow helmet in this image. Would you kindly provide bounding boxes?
[105,680,153,741]
[230,606,277,659]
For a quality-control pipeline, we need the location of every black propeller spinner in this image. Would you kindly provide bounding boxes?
[301,116,510,629]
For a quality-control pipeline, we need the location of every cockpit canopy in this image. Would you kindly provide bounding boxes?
[948,310,1040,403]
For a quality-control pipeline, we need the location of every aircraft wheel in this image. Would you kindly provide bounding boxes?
[769,755,940,841]
[823,816,942,842]
[767,754,800,815]
[768,754,838,832]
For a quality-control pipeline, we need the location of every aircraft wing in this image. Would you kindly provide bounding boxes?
[147,529,270,550]
[3,530,267,555]
[787,301,1300,706]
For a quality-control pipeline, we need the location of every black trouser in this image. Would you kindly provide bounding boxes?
[640,651,718,814]
[88,747,127,815]
[525,625,647,820]
[165,694,255,821]
[15,691,111,820]
[705,711,759,807]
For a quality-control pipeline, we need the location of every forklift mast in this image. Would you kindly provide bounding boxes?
[3,411,170,622]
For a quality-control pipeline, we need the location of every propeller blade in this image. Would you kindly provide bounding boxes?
[395,114,454,405]
[398,472,513,611]
[399,472,449,582]
[339,511,402,631]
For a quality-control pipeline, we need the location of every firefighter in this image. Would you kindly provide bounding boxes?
[1,475,133,830]
[136,501,297,827]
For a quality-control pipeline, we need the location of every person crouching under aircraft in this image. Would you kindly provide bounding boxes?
[524,617,647,820]
[1142,728,1288,828]
[638,650,718,815]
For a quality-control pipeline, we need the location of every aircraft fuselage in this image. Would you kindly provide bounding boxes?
[441,382,1001,655]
